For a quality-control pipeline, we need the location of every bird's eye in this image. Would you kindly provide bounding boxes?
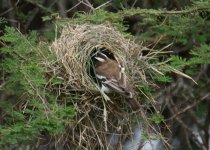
[101,78,106,82]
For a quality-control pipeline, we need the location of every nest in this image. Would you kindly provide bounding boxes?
[49,24,146,92]
[46,24,161,149]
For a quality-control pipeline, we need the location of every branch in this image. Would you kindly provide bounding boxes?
[167,92,210,120]
[204,101,210,149]
[24,0,52,12]
[171,0,181,10]
[24,0,49,30]
[167,97,208,150]
[0,41,26,61]
[57,0,67,18]
[0,0,19,16]
[13,50,27,61]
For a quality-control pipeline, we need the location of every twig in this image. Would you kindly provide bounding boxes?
[24,0,49,30]
[167,92,210,120]
[24,7,40,30]
[77,0,94,10]
[122,7,210,17]
[13,50,27,60]
[57,0,67,18]
[168,66,197,84]
[24,0,52,13]
[0,0,19,16]
[95,0,112,10]
[167,97,207,150]
[7,0,18,27]
[83,0,95,10]
[0,41,26,60]
[204,101,210,148]
[66,1,82,13]
[171,0,181,10]
[131,0,138,8]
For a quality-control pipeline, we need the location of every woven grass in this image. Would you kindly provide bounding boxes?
[45,24,164,149]
[50,24,145,92]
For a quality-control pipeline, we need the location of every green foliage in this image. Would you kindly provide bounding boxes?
[56,10,131,37]
[193,0,210,9]
[0,17,7,24]
[189,44,210,64]
[0,27,75,148]
[149,113,165,124]
[124,2,210,86]
[170,55,188,70]
[152,74,173,83]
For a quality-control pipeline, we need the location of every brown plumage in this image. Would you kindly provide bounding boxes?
[93,52,141,114]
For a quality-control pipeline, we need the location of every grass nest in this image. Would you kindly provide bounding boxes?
[46,24,164,149]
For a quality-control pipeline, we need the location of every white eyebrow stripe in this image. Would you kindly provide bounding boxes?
[95,57,105,62]
[96,74,106,79]
[98,52,109,59]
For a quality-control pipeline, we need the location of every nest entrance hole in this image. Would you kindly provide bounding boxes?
[87,47,117,87]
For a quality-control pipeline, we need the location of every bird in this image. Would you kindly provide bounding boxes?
[92,50,142,113]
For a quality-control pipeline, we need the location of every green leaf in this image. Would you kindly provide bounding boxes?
[149,113,164,124]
